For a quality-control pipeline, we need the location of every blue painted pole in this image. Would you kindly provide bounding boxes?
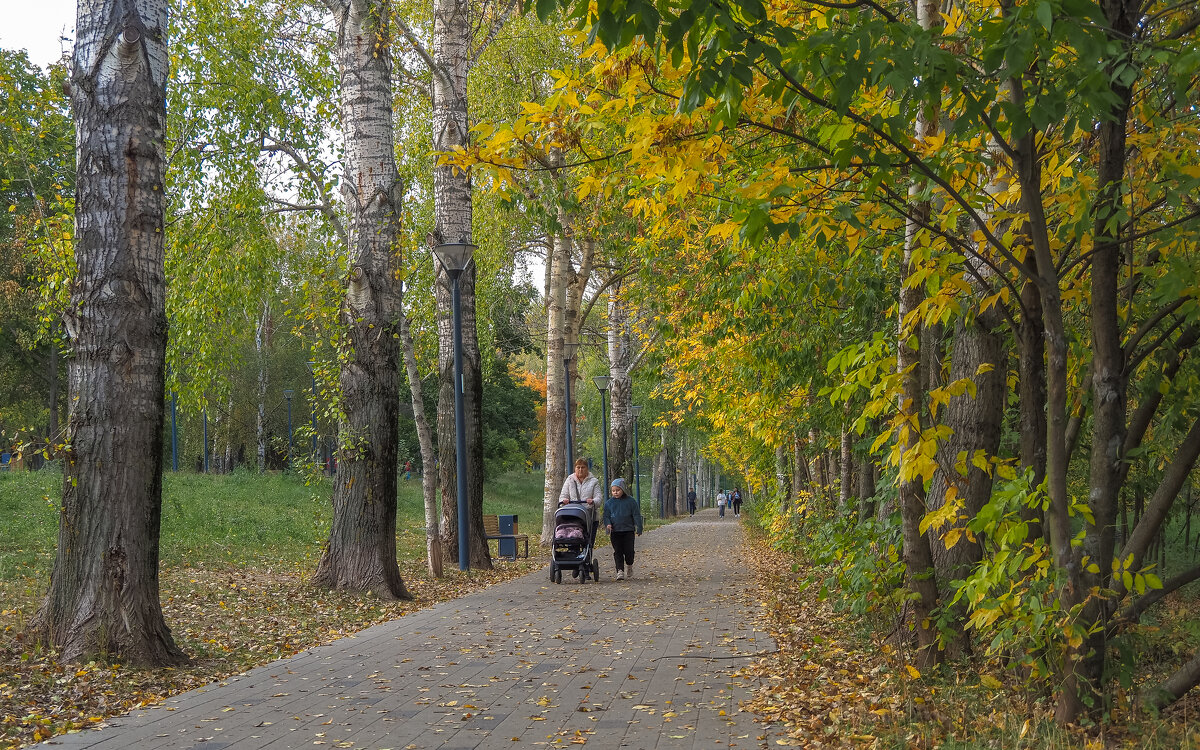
[599,390,609,494]
[563,358,573,476]
[451,275,470,572]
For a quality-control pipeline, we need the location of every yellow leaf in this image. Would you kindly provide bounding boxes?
[980,674,1002,689]
[905,665,921,679]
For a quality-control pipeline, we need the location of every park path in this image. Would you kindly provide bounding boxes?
[40,510,780,750]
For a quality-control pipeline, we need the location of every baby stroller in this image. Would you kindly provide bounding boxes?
[550,503,600,584]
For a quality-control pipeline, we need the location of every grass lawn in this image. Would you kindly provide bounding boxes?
[0,466,557,749]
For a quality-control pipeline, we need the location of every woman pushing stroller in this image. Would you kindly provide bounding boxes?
[559,458,601,541]
[603,478,643,580]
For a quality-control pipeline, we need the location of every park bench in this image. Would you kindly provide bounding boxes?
[483,514,529,560]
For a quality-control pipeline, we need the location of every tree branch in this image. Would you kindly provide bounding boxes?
[394,16,454,92]
[1113,563,1200,632]
[470,0,520,69]
[1117,415,1200,592]
[259,137,346,240]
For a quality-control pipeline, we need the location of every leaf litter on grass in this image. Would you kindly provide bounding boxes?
[0,559,540,749]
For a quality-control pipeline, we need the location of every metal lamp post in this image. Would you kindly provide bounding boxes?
[593,375,611,494]
[563,342,579,475]
[630,405,642,506]
[433,239,477,572]
[283,389,294,469]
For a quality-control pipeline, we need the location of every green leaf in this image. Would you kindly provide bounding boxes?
[1036,1,1053,31]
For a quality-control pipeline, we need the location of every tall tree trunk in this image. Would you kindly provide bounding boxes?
[30,0,186,666]
[791,431,805,506]
[541,233,568,544]
[896,0,943,667]
[311,0,409,600]
[539,209,594,539]
[399,304,443,577]
[775,442,789,501]
[925,120,1010,596]
[607,279,634,483]
[1018,268,1046,539]
[858,458,877,522]
[47,332,60,447]
[926,309,1006,583]
[255,300,269,472]
[1058,0,1138,721]
[839,421,852,512]
[431,0,491,570]
[664,424,679,515]
[223,391,233,472]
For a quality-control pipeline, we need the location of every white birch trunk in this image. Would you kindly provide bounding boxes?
[399,303,443,577]
[541,232,569,544]
[312,0,408,599]
[607,279,634,482]
[431,0,494,568]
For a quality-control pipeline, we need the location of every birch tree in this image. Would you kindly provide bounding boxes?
[310,0,409,599]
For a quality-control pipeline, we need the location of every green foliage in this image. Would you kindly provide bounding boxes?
[481,360,540,478]
[943,471,1073,680]
[0,51,73,444]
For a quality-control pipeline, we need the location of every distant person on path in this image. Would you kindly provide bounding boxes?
[603,478,643,580]
[732,487,743,517]
[716,490,727,517]
[560,457,602,558]
[404,460,412,480]
[687,487,697,515]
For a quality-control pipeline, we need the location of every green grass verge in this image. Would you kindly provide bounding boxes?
[0,466,549,585]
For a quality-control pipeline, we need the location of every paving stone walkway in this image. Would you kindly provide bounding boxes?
[41,509,780,750]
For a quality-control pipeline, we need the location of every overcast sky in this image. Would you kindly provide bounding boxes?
[2,0,77,68]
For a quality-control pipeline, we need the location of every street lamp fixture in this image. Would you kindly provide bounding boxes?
[593,375,611,496]
[433,239,477,572]
[283,389,295,469]
[563,342,579,475]
[630,404,642,507]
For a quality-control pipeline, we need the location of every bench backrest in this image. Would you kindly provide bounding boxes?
[483,514,500,536]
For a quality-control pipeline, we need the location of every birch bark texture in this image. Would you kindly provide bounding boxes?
[606,279,634,483]
[432,0,491,568]
[540,210,594,540]
[541,234,569,545]
[311,0,409,600]
[399,304,443,577]
[31,0,186,666]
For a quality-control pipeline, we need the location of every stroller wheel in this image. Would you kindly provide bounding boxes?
[550,563,557,582]
[592,560,600,581]
[554,568,562,584]
[579,567,588,584]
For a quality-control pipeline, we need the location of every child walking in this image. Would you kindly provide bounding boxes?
[602,478,643,580]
